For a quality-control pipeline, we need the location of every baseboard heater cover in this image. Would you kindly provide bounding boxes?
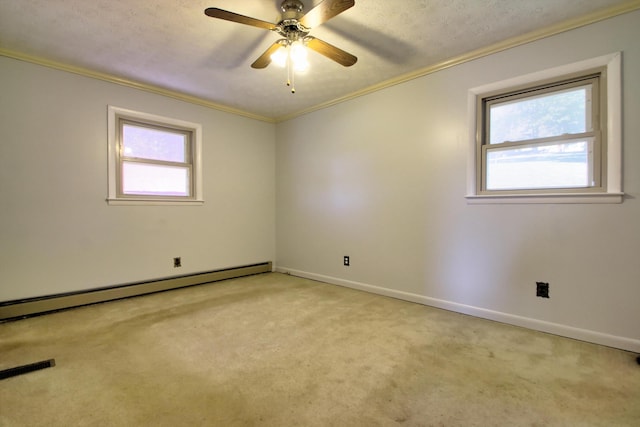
[0,262,272,321]
[0,359,56,381]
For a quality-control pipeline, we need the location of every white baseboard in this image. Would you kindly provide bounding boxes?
[275,266,640,353]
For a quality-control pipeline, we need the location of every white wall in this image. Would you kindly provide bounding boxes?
[0,56,275,301]
[275,11,640,352]
[2,11,638,352]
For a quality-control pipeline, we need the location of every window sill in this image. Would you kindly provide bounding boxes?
[107,198,204,206]
[465,192,624,205]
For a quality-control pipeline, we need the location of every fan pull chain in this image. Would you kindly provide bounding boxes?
[285,45,295,94]
[286,47,291,89]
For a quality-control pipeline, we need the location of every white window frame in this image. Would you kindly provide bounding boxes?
[107,106,203,205]
[466,52,623,204]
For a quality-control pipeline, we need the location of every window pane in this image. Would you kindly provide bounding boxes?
[489,85,590,144]
[122,162,190,196]
[486,140,592,190]
[122,124,187,162]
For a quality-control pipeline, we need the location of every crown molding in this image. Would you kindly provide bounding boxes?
[275,0,640,122]
[2,1,638,124]
[0,48,275,124]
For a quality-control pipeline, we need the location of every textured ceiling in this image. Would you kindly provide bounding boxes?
[0,0,636,121]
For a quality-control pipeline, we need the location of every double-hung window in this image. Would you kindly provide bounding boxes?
[108,106,203,205]
[467,53,622,204]
[481,73,602,192]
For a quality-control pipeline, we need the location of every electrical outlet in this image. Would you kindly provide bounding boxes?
[344,255,350,266]
[536,282,549,298]
[174,257,181,268]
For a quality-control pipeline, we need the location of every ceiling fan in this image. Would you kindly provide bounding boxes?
[204,0,357,91]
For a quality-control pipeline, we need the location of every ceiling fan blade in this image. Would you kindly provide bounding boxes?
[204,8,276,31]
[251,41,285,69]
[299,0,354,28]
[306,37,357,67]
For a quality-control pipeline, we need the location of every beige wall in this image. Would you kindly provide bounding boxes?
[275,11,640,352]
[0,57,276,301]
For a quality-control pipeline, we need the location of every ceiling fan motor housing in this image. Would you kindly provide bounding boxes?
[280,0,304,15]
[278,0,309,41]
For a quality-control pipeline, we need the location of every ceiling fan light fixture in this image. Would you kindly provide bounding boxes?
[290,40,309,72]
[271,47,288,67]
[290,40,307,61]
[271,41,309,69]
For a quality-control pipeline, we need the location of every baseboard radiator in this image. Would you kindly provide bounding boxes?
[0,262,272,321]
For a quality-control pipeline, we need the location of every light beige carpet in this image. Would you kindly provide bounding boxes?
[1,272,638,426]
